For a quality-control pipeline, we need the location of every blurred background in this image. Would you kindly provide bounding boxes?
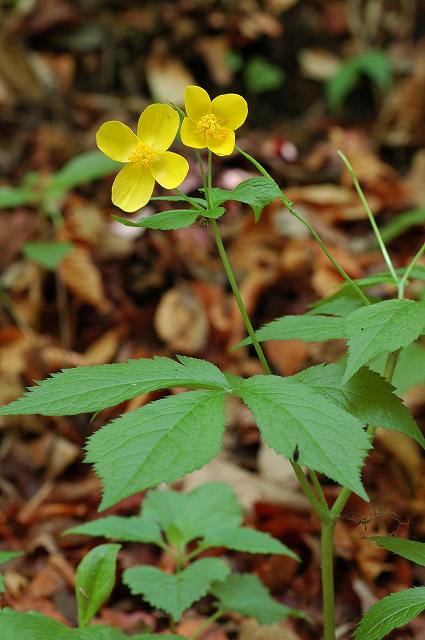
[1,1,425,638]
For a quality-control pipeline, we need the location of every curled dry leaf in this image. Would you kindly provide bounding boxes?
[154,284,209,354]
[59,245,111,312]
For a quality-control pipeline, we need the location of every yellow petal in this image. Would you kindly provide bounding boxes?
[137,104,179,152]
[180,117,206,149]
[212,93,248,131]
[96,121,139,162]
[206,129,235,156]
[185,85,211,121]
[111,164,155,212]
[151,151,189,189]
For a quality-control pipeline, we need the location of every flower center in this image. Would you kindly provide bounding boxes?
[197,113,223,135]
[128,141,156,167]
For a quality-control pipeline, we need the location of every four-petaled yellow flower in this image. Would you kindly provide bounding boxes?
[181,86,248,156]
[96,103,189,212]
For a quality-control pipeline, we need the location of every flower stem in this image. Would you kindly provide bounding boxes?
[235,145,370,306]
[398,239,425,298]
[338,151,399,287]
[321,522,336,640]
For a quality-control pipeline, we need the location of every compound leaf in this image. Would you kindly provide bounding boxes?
[76,543,121,627]
[237,376,370,499]
[355,587,425,640]
[343,299,425,382]
[65,515,163,546]
[202,526,299,560]
[293,363,425,448]
[86,390,227,510]
[142,483,242,544]
[113,210,199,230]
[211,573,294,624]
[0,355,231,416]
[123,557,229,621]
[237,314,345,347]
[368,537,425,566]
[210,177,280,221]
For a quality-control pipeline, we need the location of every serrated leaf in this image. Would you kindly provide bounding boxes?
[201,526,299,560]
[368,536,425,566]
[0,355,232,416]
[355,587,425,640]
[22,241,73,270]
[65,515,164,546]
[86,390,227,510]
[343,299,425,382]
[0,185,38,208]
[46,151,120,200]
[211,573,293,624]
[151,195,207,208]
[237,376,370,499]
[237,314,345,347]
[76,543,121,627]
[293,363,425,448]
[123,557,230,621]
[113,210,199,230]
[142,483,242,544]
[308,288,376,317]
[209,177,281,221]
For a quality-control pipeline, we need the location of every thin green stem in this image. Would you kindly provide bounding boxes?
[291,461,329,523]
[236,145,370,306]
[321,522,336,640]
[398,240,425,297]
[338,151,399,287]
[195,150,211,209]
[207,150,212,191]
[310,470,328,511]
[175,187,206,211]
[189,609,225,640]
[210,219,271,375]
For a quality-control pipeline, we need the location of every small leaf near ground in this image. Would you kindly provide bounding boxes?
[201,526,299,560]
[65,515,164,546]
[368,536,425,566]
[22,241,73,270]
[354,587,425,640]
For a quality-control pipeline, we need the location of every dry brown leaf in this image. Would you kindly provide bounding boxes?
[154,284,209,354]
[178,616,228,640]
[83,327,124,365]
[298,48,340,81]
[146,41,195,105]
[376,428,422,488]
[239,618,302,640]
[59,246,111,312]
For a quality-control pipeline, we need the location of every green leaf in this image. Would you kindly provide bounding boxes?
[211,573,293,624]
[355,587,425,640]
[391,342,425,393]
[113,210,199,230]
[327,50,391,113]
[123,557,229,621]
[343,299,425,382]
[237,314,345,347]
[142,483,242,544]
[0,609,80,640]
[86,390,227,510]
[243,57,285,94]
[308,288,374,317]
[76,543,121,627]
[46,151,120,200]
[293,363,425,448]
[237,376,370,499]
[0,185,38,208]
[379,208,425,244]
[0,355,232,416]
[201,526,299,560]
[210,177,281,222]
[368,536,425,566]
[22,241,73,270]
[65,515,164,546]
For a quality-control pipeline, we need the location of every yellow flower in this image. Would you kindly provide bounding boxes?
[96,104,189,212]
[181,86,248,156]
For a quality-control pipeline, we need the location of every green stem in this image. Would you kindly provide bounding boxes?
[210,218,271,375]
[321,522,336,640]
[189,609,225,640]
[207,150,212,190]
[291,461,329,523]
[176,187,206,211]
[398,240,425,298]
[236,145,370,306]
[310,470,328,510]
[338,151,399,287]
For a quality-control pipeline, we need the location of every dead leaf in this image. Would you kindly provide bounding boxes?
[146,40,195,105]
[59,246,111,312]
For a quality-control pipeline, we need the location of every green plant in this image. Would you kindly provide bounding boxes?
[326,50,391,113]
[355,537,425,640]
[1,86,425,639]
[66,483,301,627]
